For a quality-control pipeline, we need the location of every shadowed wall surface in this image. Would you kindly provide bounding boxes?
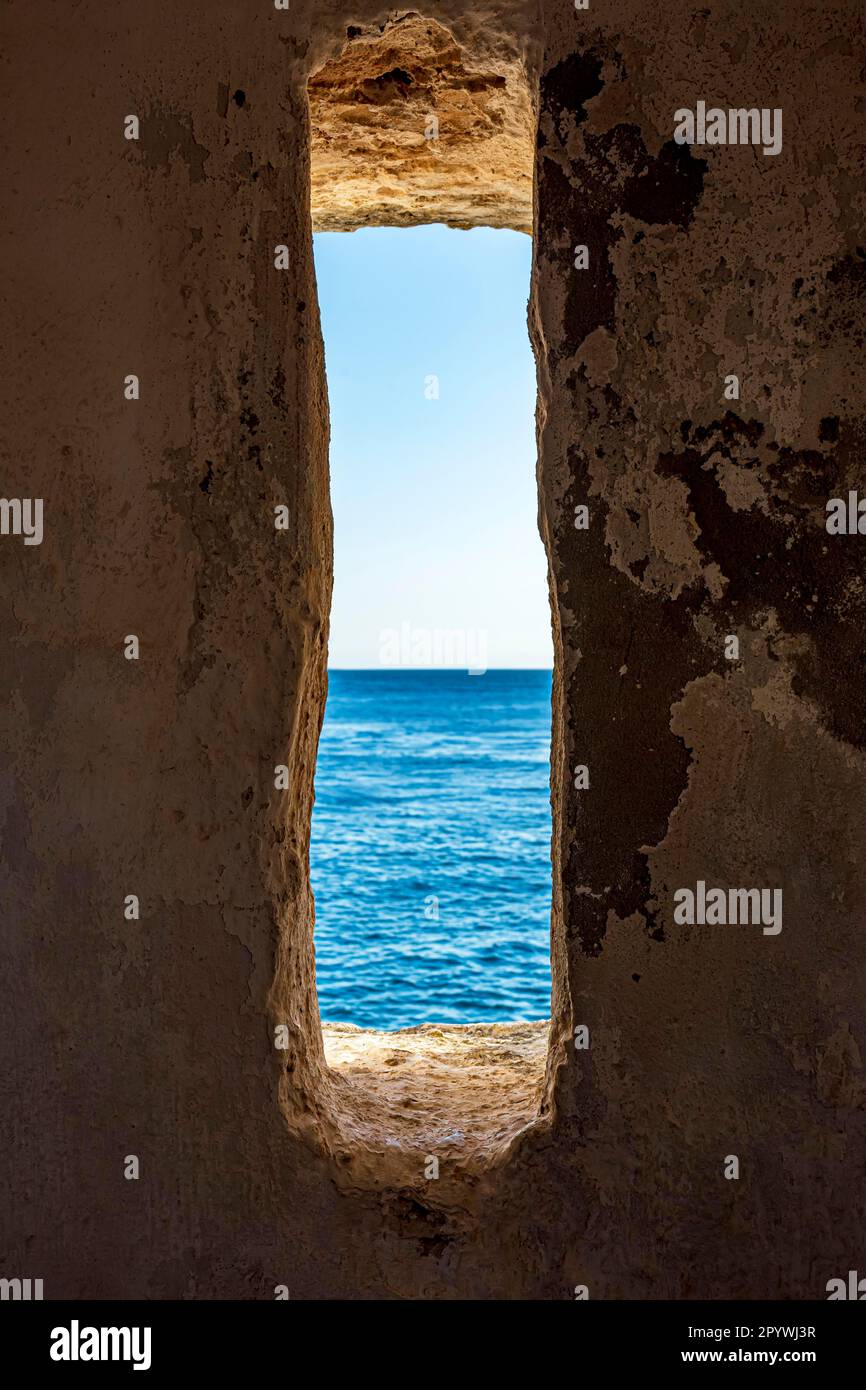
[1,0,864,1298]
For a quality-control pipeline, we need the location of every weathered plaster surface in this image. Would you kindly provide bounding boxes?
[1,0,864,1298]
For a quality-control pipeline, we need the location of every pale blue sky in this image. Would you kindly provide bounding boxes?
[313,224,552,669]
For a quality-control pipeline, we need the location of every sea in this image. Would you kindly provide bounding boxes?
[310,669,553,1030]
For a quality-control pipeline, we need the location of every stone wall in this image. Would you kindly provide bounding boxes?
[1,0,863,1298]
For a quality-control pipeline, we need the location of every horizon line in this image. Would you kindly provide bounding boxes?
[326,665,554,672]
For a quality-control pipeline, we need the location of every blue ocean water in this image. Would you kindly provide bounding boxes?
[310,669,553,1030]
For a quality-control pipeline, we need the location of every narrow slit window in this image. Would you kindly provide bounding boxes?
[304,15,553,1181]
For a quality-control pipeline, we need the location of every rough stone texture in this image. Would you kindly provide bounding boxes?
[1,0,865,1299]
[321,1022,546,1190]
[309,13,534,232]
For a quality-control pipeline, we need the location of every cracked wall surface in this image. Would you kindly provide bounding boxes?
[1,0,864,1299]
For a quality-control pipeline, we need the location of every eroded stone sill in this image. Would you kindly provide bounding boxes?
[320,1020,549,1189]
